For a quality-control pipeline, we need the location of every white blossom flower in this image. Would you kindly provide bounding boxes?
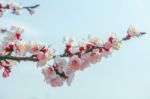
[15,42,27,55]
[9,2,22,10]
[127,25,140,37]
[63,36,75,44]
[112,40,121,50]
[88,35,102,45]
[28,41,43,54]
[109,34,121,50]
[46,48,55,60]
[11,26,23,33]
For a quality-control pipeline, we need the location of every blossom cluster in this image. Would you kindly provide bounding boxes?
[42,34,121,87]
[0,26,55,78]
[0,25,145,87]
[0,1,39,17]
[42,25,145,87]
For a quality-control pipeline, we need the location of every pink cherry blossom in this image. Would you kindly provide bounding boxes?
[49,77,64,87]
[103,42,112,52]
[80,55,91,70]
[42,66,55,79]
[37,52,47,67]
[87,50,102,64]
[54,57,67,73]
[42,66,65,87]
[68,55,83,71]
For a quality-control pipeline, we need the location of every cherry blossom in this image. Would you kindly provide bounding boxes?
[87,49,102,64]
[88,35,102,46]
[108,34,121,50]
[127,25,139,37]
[42,65,65,87]
[68,55,83,71]
[0,25,146,87]
[15,42,27,55]
[0,1,39,17]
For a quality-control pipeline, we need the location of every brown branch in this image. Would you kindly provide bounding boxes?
[1,4,40,10]
[0,46,103,62]
[0,32,146,62]
[23,4,40,9]
[0,55,38,62]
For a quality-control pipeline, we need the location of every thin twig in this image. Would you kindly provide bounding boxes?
[23,4,40,9]
[1,4,40,10]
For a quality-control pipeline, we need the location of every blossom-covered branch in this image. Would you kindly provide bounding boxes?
[0,1,39,16]
[0,26,146,87]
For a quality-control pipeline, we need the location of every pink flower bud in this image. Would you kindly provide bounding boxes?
[3,69,10,78]
[104,42,111,52]
[79,46,85,52]
[109,36,113,43]
[15,32,21,40]
[66,44,71,49]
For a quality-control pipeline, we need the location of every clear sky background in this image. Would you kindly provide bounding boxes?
[0,0,150,99]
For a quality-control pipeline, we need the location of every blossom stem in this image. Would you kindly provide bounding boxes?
[0,32,146,62]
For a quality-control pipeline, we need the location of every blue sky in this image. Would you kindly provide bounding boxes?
[0,0,150,99]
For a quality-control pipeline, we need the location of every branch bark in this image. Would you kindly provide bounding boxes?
[0,55,38,62]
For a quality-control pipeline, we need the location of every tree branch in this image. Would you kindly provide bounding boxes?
[1,4,40,10]
[0,32,146,62]
[0,55,38,62]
